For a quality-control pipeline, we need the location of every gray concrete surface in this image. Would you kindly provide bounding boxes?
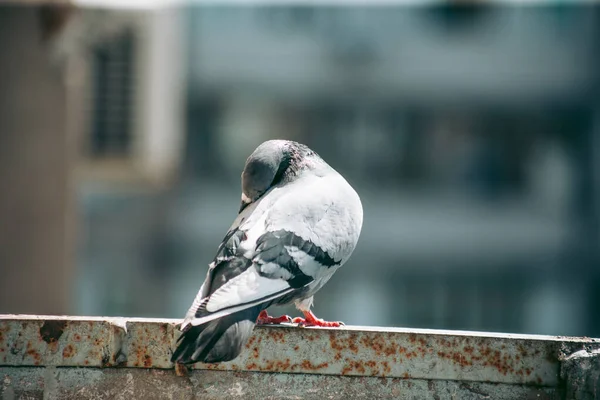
[0,367,559,400]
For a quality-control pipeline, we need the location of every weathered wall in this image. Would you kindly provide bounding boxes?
[0,5,76,315]
[1,316,599,399]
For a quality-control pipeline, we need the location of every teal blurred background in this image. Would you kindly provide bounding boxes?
[1,2,599,338]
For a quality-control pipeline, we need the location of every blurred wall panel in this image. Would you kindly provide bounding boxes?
[0,6,75,314]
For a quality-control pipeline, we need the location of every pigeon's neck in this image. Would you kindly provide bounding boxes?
[290,156,330,179]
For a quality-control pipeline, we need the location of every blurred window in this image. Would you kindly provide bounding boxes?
[260,6,316,31]
[424,3,491,34]
[90,29,136,158]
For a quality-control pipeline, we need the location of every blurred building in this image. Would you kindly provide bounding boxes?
[83,6,600,337]
[69,8,187,316]
[178,6,600,336]
[1,3,598,337]
[0,5,77,314]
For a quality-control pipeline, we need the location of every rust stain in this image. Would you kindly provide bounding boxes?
[381,361,391,375]
[293,345,299,351]
[159,323,168,336]
[385,343,399,357]
[271,359,291,371]
[62,344,75,358]
[175,362,189,376]
[40,320,67,344]
[204,363,220,370]
[47,340,59,353]
[88,350,101,361]
[358,334,400,358]
[341,360,366,375]
[245,336,256,349]
[143,354,152,368]
[329,332,363,363]
[267,329,286,343]
[301,359,328,371]
[329,332,342,352]
[73,334,81,342]
[26,348,42,365]
[133,345,154,368]
[245,362,258,370]
[424,338,543,379]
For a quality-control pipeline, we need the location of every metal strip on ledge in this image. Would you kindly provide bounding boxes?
[1,315,599,387]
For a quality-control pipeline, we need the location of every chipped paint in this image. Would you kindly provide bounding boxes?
[1,315,599,391]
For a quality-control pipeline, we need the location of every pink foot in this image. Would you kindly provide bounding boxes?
[256,310,292,325]
[292,310,344,327]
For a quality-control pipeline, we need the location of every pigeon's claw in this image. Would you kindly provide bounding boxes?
[293,310,344,327]
[256,310,293,325]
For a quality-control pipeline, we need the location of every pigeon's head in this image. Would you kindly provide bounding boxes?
[239,140,324,212]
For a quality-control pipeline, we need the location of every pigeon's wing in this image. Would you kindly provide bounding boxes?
[180,196,272,328]
[180,187,310,329]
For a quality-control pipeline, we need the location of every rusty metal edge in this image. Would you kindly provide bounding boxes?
[1,314,599,388]
[1,314,598,343]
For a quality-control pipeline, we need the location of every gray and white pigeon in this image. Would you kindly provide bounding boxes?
[171,139,363,364]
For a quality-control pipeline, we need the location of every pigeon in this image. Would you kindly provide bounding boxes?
[171,139,363,365]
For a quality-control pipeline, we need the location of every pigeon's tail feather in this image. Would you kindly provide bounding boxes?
[171,305,263,364]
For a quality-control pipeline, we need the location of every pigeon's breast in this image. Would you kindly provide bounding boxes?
[263,172,363,264]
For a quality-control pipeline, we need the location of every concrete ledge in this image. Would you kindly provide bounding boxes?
[1,315,599,399]
[1,367,560,400]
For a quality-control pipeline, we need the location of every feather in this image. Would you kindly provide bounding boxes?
[171,305,262,364]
